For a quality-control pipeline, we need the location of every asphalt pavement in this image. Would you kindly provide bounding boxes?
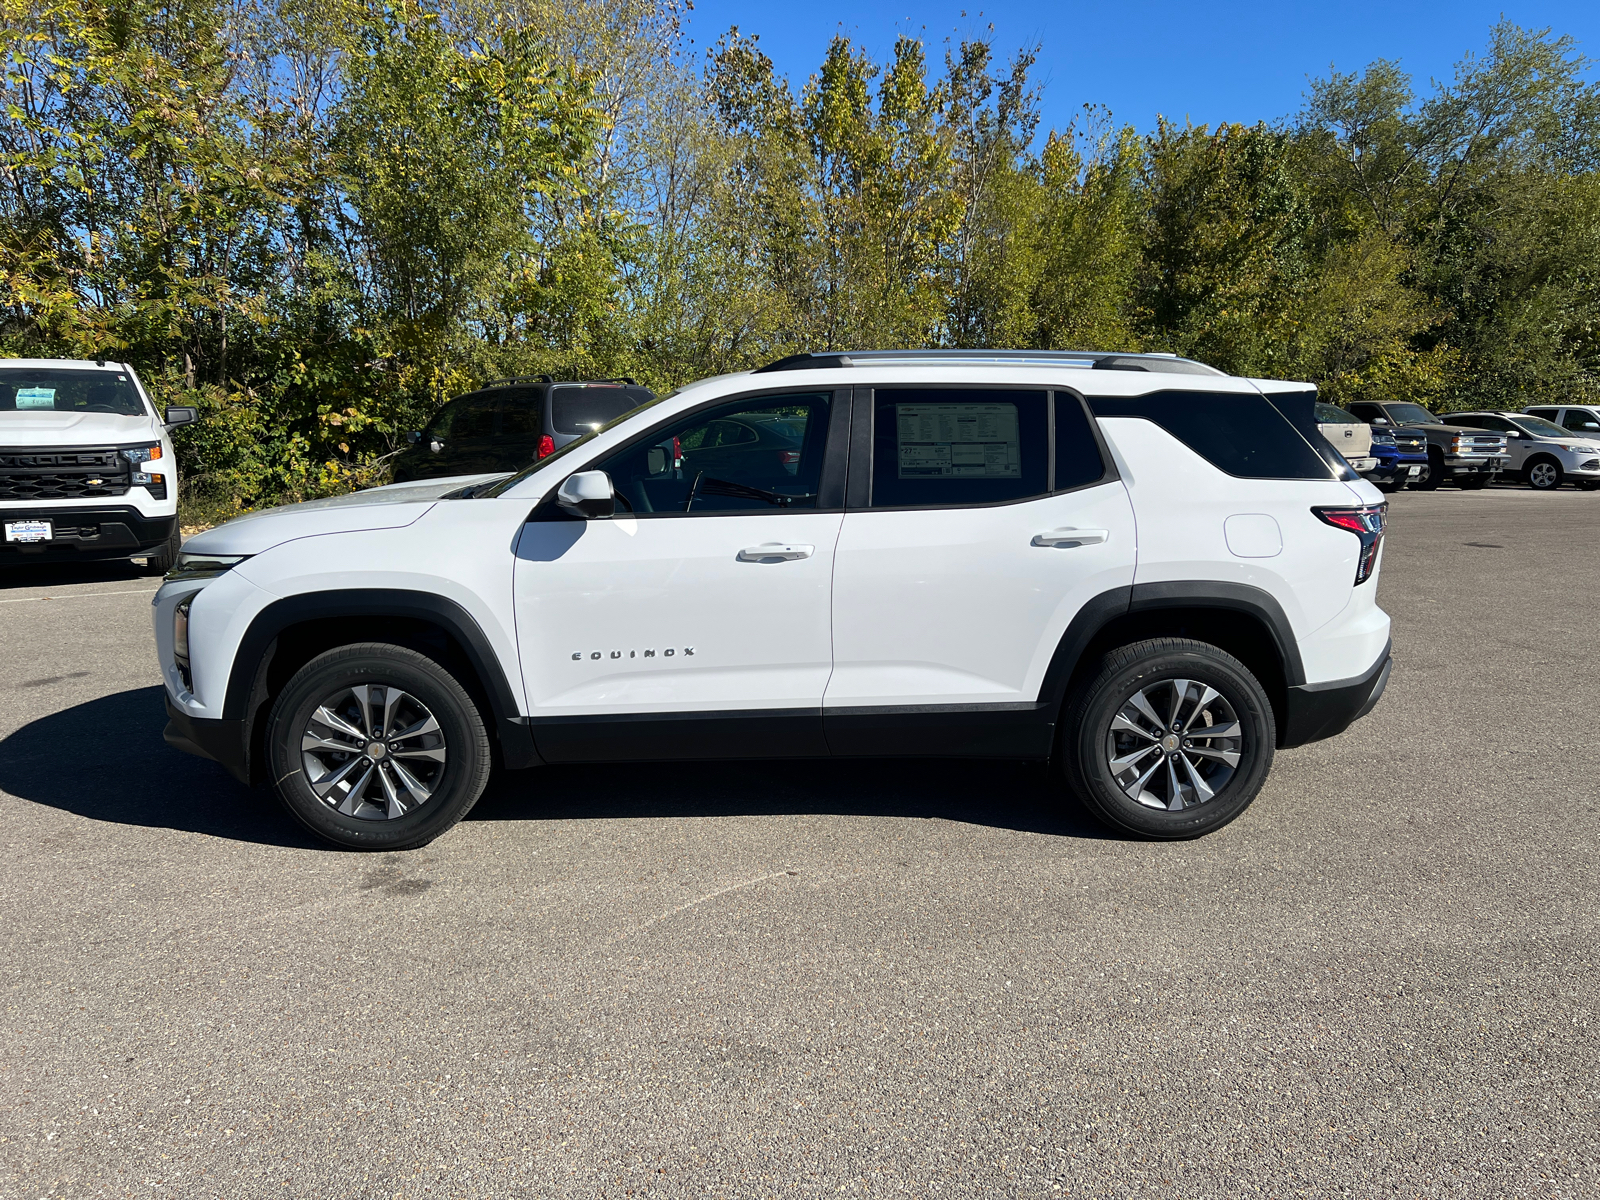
[1,489,1596,1199]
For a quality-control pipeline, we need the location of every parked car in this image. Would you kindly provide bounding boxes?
[158,349,1394,850]
[1447,411,1600,490]
[1,358,197,573]
[1345,401,1508,490]
[1523,404,1600,440]
[392,377,655,483]
[1314,402,1377,473]
[1363,425,1430,493]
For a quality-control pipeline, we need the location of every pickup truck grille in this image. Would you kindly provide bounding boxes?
[1451,434,1507,457]
[0,447,131,500]
[1393,432,1427,454]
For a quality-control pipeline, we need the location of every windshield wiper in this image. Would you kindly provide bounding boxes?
[684,473,814,510]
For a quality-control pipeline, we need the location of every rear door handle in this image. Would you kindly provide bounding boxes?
[737,543,814,563]
[1032,528,1109,548]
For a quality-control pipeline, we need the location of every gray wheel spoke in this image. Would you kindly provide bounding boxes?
[1179,753,1216,803]
[1165,755,1185,810]
[1190,720,1241,742]
[1110,743,1161,772]
[388,757,434,806]
[302,731,360,754]
[1182,687,1220,731]
[1122,756,1164,803]
[376,762,408,816]
[312,705,366,742]
[390,745,447,763]
[1184,743,1241,767]
[1126,689,1165,730]
[310,752,368,798]
[1167,679,1192,729]
[1111,713,1160,740]
[379,686,403,738]
[391,714,440,741]
[334,763,376,814]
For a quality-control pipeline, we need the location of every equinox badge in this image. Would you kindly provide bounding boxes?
[573,647,695,661]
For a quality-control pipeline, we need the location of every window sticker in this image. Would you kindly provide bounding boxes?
[15,387,55,409]
[896,403,1020,479]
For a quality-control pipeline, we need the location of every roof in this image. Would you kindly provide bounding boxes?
[0,358,129,372]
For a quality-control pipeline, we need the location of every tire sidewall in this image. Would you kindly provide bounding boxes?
[1067,645,1275,839]
[267,647,489,850]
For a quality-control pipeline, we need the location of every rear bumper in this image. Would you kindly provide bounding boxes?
[164,695,251,785]
[1280,640,1393,748]
[0,506,175,563]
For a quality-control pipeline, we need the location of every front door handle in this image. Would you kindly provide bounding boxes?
[1032,528,1109,548]
[737,543,814,563]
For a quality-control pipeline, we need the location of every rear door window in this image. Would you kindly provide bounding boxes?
[552,384,652,435]
[868,389,1048,508]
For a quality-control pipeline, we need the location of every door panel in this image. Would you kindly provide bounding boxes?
[514,512,843,717]
[825,482,1137,709]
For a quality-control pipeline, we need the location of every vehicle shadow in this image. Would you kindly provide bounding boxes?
[0,559,152,589]
[1,686,1115,846]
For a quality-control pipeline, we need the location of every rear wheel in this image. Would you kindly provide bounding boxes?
[1526,458,1563,490]
[265,643,492,850]
[1061,638,1275,839]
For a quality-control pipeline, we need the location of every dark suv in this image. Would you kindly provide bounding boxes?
[393,377,654,484]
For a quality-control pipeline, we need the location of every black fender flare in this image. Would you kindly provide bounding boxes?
[222,589,538,770]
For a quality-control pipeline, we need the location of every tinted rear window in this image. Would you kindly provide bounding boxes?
[1088,390,1334,480]
[0,369,147,417]
[552,385,653,435]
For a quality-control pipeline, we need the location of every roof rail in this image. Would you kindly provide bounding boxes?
[479,375,644,388]
[752,349,1223,376]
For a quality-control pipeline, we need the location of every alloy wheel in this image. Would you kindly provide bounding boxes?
[1105,678,1243,811]
[1529,461,1559,489]
[300,684,448,820]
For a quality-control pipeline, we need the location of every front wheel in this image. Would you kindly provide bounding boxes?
[1526,459,1563,490]
[1411,451,1444,490]
[265,643,493,850]
[1061,638,1276,839]
[143,524,181,575]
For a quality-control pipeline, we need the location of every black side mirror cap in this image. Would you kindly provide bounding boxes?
[164,405,198,428]
[406,431,422,444]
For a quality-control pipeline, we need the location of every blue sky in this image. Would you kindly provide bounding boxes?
[680,1,1600,135]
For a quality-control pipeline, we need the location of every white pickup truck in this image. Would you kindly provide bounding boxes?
[0,358,196,572]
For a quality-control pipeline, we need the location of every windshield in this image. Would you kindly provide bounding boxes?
[1384,403,1439,425]
[1512,415,1578,438]
[479,393,667,498]
[0,368,149,417]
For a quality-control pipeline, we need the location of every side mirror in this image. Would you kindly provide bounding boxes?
[1369,417,1389,426]
[164,405,198,428]
[406,431,422,444]
[556,470,616,519]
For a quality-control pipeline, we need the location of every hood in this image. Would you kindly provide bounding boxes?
[0,410,160,445]
[1401,421,1499,435]
[183,472,509,556]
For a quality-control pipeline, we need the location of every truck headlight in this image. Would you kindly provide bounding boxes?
[165,552,250,582]
[122,443,165,484]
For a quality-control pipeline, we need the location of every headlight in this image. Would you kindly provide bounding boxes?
[173,594,194,690]
[122,443,165,485]
[165,551,251,582]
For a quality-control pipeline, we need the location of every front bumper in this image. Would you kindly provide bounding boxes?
[1441,457,1506,477]
[0,506,175,563]
[1280,640,1393,748]
[1363,457,1427,483]
[164,695,251,785]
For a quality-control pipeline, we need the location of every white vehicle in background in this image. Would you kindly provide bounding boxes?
[0,359,197,572]
[1314,402,1377,473]
[1523,404,1600,442]
[156,349,1394,851]
[1448,411,1600,491]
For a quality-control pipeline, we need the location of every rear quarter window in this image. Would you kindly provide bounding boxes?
[553,385,653,435]
[1088,390,1336,480]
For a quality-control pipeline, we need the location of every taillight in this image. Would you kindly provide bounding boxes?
[536,435,555,459]
[778,450,801,467]
[671,436,682,469]
[1313,503,1387,585]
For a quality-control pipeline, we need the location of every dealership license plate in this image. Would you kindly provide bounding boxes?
[4,520,52,543]
[1407,465,1422,477]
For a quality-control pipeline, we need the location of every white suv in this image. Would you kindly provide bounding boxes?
[154,350,1393,849]
[1,359,195,571]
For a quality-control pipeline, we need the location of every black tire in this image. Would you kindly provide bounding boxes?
[1411,449,1444,490]
[1061,638,1275,840]
[1374,478,1405,494]
[265,642,492,850]
[1580,481,1600,491]
[1457,475,1492,490]
[143,524,181,575]
[1525,457,1563,490]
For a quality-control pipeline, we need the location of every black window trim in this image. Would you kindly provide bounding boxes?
[530,384,850,521]
[844,382,1118,514]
